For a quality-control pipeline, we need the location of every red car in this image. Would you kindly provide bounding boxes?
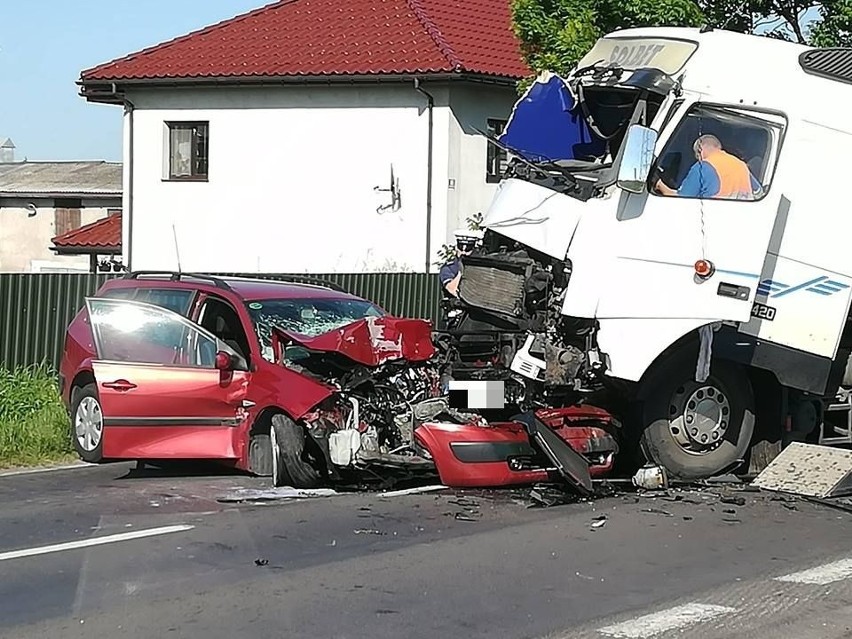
[60,272,617,490]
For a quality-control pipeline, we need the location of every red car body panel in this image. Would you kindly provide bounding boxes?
[276,316,435,366]
[103,426,244,460]
[415,406,617,488]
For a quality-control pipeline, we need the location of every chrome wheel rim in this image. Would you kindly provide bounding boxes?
[668,383,731,455]
[75,397,103,452]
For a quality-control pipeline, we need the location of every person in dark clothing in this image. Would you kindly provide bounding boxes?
[439,229,482,297]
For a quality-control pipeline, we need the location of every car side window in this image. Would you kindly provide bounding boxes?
[652,104,786,201]
[197,295,252,364]
[87,298,218,368]
[133,288,195,315]
[101,288,137,300]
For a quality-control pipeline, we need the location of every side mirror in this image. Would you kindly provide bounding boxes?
[214,351,234,371]
[617,124,659,194]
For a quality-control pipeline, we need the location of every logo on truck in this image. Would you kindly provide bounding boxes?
[757,276,850,298]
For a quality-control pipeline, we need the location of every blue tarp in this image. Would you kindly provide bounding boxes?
[498,73,606,163]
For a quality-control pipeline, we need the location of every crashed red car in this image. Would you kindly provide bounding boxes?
[59,272,617,490]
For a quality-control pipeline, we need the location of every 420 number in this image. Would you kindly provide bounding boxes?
[751,302,776,321]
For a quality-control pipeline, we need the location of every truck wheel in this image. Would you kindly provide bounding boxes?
[71,384,104,464]
[638,355,754,480]
[269,414,324,488]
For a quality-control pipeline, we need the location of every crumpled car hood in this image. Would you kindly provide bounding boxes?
[275,316,435,367]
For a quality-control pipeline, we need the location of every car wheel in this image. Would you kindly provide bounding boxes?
[269,414,324,488]
[71,384,105,463]
[638,353,754,481]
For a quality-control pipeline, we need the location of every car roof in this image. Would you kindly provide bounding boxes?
[100,273,372,303]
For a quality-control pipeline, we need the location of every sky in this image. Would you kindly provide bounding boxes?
[0,2,825,163]
[0,1,264,162]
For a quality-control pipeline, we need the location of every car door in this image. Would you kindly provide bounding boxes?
[583,101,789,322]
[85,297,251,459]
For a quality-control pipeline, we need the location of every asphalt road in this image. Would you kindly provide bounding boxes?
[2,462,852,639]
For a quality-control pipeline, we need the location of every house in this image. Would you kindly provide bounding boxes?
[0,160,122,273]
[77,0,529,274]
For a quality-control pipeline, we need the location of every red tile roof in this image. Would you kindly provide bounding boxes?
[52,213,122,254]
[80,0,529,83]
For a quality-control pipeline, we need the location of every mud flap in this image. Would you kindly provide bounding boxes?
[513,411,593,495]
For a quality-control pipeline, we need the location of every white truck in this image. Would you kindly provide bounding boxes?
[449,26,852,480]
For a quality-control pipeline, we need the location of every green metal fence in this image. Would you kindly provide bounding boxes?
[0,272,441,371]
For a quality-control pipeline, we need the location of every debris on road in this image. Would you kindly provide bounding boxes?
[528,484,581,508]
[254,558,269,566]
[720,495,747,506]
[217,487,338,503]
[354,528,387,536]
[752,442,852,499]
[643,507,674,517]
[453,512,479,522]
[632,465,669,491]
[590,514,607,529]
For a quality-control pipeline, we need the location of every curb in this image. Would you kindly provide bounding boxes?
[0,460,93,478]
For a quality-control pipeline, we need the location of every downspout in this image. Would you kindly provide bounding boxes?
[414,78,434,274]
[122,85,135,273]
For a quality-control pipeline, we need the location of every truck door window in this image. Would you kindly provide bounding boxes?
[652,104,786,201]
[197,296,252,365]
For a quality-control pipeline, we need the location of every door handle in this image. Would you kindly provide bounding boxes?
[101,379,137,392]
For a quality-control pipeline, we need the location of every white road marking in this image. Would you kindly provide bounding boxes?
[0,461,93,478]
[0,524,194,562]
[598,603,737,638]
[775,558,852,585]
[379,485,448,498]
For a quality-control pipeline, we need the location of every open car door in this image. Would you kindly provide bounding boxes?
[86,297,251,460]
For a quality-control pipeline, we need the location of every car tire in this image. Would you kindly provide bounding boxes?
[70,384,105,464]
[638,352,755,481]
[270,414,324,488]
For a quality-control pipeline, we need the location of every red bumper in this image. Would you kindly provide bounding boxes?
[414,406,618,488]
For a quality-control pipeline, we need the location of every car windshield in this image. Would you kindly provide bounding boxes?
[246,297,384,348]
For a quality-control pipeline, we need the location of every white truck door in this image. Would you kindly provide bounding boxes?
[591,103,788,322]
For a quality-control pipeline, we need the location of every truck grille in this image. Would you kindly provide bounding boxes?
[458,255,532,317]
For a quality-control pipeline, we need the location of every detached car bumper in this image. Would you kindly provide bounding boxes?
[415,406,618,488]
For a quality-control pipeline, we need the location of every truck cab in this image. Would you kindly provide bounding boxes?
[451,27,852,479]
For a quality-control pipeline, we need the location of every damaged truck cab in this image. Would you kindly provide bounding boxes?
[451,27,852,479]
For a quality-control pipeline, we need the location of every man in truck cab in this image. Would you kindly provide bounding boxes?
[655,134,762,200]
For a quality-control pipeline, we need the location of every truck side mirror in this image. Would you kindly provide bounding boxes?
[617,125,659,194]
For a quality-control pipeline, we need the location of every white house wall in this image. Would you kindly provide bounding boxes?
[124,84,453,274]
[0,202,116,273]
[446,84,520,241]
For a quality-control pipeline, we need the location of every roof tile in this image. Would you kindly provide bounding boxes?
[81,0,529,82]
[52,213,122,251]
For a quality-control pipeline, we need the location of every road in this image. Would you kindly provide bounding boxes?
[1,462,852,639]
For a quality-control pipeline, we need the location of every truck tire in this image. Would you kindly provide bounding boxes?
[70,384,105,464]
[638,353,754,480]
[270,414,324,488]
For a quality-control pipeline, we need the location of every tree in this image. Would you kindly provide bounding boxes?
[511,0,852,81]
[511,0,704,78]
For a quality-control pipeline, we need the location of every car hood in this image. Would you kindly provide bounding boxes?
[274,316,435,367]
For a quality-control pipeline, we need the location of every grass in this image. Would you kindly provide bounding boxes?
[0,364,75,469]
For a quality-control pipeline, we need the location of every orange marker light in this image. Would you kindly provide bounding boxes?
[694,259,714,278]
